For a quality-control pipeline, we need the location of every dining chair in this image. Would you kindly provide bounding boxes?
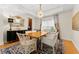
[41,32,58,53]
[17,33,37,54]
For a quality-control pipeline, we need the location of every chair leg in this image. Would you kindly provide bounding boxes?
[41,43,43,50]
[52,47,55,54]
[54,43,58,54]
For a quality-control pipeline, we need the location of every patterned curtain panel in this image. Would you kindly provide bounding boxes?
[54,15,61,39]
[54,15,60,32]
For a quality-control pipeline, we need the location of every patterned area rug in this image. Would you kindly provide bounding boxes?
[0,40,63,54]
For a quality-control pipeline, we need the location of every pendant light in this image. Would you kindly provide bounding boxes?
[37,4,44,18]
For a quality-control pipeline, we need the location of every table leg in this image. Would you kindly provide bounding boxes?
[37,38,41,53]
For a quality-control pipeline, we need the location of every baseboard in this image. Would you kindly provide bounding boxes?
[71,39,79,52]
[63,39,72,41]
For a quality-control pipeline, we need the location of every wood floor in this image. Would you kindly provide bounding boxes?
[63,40,79,54]
[0,40,79,54]
[0,41,19,49]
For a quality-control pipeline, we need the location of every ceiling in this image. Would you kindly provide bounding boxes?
[0,4,74,18]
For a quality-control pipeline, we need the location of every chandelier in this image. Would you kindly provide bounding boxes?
[37,4,44,18]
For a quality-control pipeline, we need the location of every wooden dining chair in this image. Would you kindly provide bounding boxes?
[17,33,37,54]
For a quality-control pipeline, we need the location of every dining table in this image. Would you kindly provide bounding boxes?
[26,31,48,53]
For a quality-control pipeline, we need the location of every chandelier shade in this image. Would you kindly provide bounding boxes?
[37,4,44,18]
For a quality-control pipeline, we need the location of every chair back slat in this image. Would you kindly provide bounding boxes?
[17,33,30,45]
[42,32,58,47]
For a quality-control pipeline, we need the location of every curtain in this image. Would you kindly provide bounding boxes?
[54,14,61,39]
[54,15,60,32]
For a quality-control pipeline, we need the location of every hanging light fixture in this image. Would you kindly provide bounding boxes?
[37,4,44,18]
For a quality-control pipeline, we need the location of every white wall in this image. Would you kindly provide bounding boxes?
[59,10,73,40]
[72,5,79,51]
[72,5,79,17]
[0,13,8,45]
[73,30,79,51]
[23,18,28,30]
[32,17,40,31]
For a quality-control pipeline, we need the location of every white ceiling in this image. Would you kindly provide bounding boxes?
[21,4,63,12]
[0,4,74,18]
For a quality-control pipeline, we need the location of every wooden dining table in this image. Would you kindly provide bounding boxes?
[26,31,47,38]
[26,31,48,53]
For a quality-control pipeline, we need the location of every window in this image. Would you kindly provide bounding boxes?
[41,16,56,32]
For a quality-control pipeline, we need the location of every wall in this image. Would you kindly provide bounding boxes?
[72,5,79,17]
[73,30,79,51]
[59,10,73,40]
[72,5,79,51]
[0,13,8,45]
[32,17,41,31]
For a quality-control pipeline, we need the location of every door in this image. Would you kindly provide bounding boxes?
[28,18,32,30]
